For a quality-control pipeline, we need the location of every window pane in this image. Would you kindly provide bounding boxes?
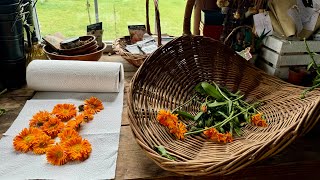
[36,0,186,40]
[36,0,95,38]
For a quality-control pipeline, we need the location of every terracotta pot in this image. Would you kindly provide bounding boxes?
[43,42,106,61]
[288,68,307,85]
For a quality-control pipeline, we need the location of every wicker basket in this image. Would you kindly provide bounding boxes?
[114,0,162,68]
[128,1,320,174]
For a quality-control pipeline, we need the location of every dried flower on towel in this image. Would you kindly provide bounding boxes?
[52,104,77,121]
[84,97,104,114]
[46,144,68,166]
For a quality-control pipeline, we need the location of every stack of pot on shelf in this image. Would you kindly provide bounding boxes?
[0,0,32,89]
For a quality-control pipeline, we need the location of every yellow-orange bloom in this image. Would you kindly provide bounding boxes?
[157,109,178,129]
[46,144,68,166]
[65,118,82,131]
[58,129,81,143]
[81,111,94,123]
[84,97,104,114]
[13,128,43,152]
[64,137,92,161]
[204,127,218,141]
[52,104,77,121]
[170,122,187,140]
[203,128,233,144]
[41,117,65,138]
[29,111,51,128]
[251,113,268,127]
[32,134,55,154]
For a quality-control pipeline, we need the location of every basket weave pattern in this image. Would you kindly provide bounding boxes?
[114,0,162,68]
[128,36,320,175]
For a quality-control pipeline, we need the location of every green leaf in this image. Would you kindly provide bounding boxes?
[175,110,195,120]
[0,109,5,116]
[194,111,204,121]
[234,127,242,136]
[155,146,176,160]
[205,118,213,127]
[201,82,223,100]
[219,126,225,133]
[194,82,206,95]
[208,101,228,108]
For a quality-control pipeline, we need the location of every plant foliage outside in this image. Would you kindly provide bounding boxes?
[36,0,186,40]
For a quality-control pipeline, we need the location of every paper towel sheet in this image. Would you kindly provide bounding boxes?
[27,60,122,93]
[0,60,125,179]
[4,98,122,136]
[0,133,119,180]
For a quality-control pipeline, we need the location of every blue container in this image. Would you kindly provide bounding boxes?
[201,10,225,25]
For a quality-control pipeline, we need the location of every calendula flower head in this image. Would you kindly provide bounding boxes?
[29,111,51,128]
[32,134,55,154]
[204,127,218,141]
[203,128,233,144]
[84,97,104,114]
[251,113,267,127]
[46,144,68,166]
[157,109,178,129]
[200,104,207,113]
[58,128,81,143]
[65,118,82,131]
[13,128,43,152]
[81,111,94,123]
[169,122,187,140]
[41,117,65,138]
[64,137,92,161]
[52,104,77,121]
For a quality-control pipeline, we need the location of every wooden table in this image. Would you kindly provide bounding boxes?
[1,56,320,179]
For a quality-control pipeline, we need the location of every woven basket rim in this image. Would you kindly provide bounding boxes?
[127,35,320,176]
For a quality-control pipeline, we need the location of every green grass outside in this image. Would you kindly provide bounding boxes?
[36,0,187,40]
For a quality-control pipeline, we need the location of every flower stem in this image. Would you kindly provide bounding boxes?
[172,95,197,113]
[185,105,254,136]
[305,38,319,70]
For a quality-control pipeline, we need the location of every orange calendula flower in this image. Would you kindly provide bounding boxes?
[170,122,187,140]
[41,117,65,138]
[52,104,77,121]
[251,113,268,127]
[13,128,43,152]
[81,111,94,123]
[225,132,233,143]
[58,129,81,143]
[64,137,92,161]
[84,97,104,114]
[46,144,68,166]
[157,109,178,129]
[32,134,55,154]
[203,128,233,144]
[65,118,82,131]
[204,127,218,141]
[29,111,51,128]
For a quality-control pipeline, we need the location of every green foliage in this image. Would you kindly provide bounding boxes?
[155,145,176,160]
[301,39,320,98]
[0,109,5,117]
[36,0,186,40]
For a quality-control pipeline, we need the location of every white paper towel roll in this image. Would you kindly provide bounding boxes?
[27,60,123,92]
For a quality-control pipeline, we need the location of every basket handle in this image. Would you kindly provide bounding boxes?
[223,25,253,45]
[183,0,196,35]
[146,0,162,46]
